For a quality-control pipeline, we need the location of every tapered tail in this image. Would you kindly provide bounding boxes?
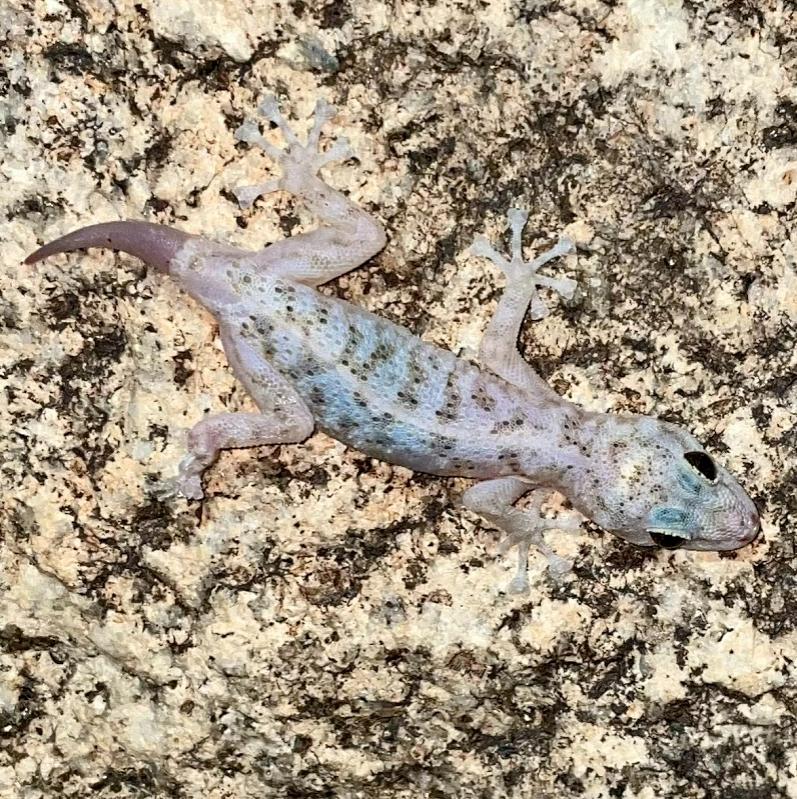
[24,221,196,273]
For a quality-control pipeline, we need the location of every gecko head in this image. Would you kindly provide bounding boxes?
[576,416,759,552]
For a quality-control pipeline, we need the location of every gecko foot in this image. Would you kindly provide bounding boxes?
[150,470,203,502]
[174,470,205,501]
[470,208,576,320]
[499,496,580,593]
[500,531,575,593]
[149,455,205,501]
[233,96,354,208]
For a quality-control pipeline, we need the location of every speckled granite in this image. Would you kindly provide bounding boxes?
[2,1,797,797]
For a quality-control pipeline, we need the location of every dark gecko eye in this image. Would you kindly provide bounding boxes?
[684,451,717,483]
[649,531,687,549]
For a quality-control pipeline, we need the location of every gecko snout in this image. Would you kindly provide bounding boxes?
[724,501,760,548]
[741,505,761,544]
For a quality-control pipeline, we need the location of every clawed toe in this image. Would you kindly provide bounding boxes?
[233,181,279,209]
[174,452,207,500]
[308,98,338,149]
[501,534,573,592]
[234,120,282,160]
[313,136,353,169]
[175,474,204,500]
[469,235,509,267]
[257,94,302,147]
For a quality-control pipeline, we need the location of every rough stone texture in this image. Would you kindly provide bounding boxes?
[2,0,796,797]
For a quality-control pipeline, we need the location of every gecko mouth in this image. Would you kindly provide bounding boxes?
[648,531,687,549]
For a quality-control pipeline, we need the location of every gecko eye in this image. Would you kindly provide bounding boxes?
[684,451,717,483]
[649,532,687,549]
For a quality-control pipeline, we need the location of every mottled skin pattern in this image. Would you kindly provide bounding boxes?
[235,273,573,477]
[26,98,760,592]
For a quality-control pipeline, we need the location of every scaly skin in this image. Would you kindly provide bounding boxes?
[26,97,759,592]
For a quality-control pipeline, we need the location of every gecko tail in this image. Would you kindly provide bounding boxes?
[24,221,196,273]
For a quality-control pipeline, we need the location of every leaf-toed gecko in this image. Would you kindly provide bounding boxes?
[26,97,759,592]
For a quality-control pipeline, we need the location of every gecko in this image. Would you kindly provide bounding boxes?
[25,97,759,592]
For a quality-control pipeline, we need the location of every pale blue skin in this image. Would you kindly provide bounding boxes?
[26,98,759,591]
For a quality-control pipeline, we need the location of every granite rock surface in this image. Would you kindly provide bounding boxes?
[2,0,797,797]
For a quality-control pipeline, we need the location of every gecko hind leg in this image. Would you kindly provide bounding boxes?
[469,209,576,397]
[233,96,386,285]
[175,411,313,500]
[172,324,315,500]
[463,477,580,593]
[233,96,349,208]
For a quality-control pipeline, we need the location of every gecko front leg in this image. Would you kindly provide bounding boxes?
[470,208,575,398]
[468,212,580,591]
[463,477,580,593]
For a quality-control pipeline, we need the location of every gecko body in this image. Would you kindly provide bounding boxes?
[227,271,576,479]
[26,97,759,591]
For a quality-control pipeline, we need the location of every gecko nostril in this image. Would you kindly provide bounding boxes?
[743,508,761,543]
